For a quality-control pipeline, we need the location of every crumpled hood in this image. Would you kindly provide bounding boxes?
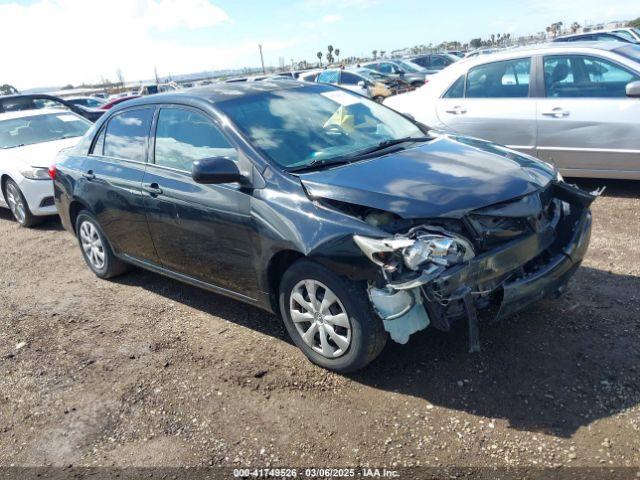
[0,137,81,168]
[299,136,555,219]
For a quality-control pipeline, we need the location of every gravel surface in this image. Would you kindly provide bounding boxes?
[0,179,639,469]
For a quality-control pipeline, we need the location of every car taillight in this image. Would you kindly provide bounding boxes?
[48,164,57,180]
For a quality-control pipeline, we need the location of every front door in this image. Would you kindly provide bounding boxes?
[436,57,537,155]
[536,54,640,174]
[82,106,159,262]
[142,106,257,296]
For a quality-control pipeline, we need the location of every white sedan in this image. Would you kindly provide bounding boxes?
[0,109,90,227]
[385,42,640,179]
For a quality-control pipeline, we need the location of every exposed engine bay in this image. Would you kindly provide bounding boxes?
[349,180,600,350]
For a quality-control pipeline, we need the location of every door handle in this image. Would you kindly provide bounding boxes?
[143,183,163,196]
[82,170,95,180]
[445,105,467,115]
[541,108,570,118]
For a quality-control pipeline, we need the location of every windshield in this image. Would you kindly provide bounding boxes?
[614,44,640,64]
[355,69,389,82]
[0,112,90,149]
[397,60,423,73]
[614,30,636,41]
[217,84,423,169]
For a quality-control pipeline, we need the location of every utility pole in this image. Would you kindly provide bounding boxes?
[258,44,266,74]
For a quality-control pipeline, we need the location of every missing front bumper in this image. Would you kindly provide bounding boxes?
[370,181,596,349]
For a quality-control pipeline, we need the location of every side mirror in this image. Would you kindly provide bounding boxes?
[357,80,367,88]
[192,157,248,185]
[397,69,405,76]
[626,80,640,98]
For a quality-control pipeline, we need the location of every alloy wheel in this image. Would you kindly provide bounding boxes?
[289,279,352,358]
[79,220,106,270]
[5,182,26,224]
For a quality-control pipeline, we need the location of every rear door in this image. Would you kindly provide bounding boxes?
[142,106,258,295]
[536,54,640,174]
[435,57,537,154]
[81,107,159,262]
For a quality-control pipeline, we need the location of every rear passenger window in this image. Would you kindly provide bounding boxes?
[443,76,464,98]
[154,108,237,172]
[466,58,531,98]
[317,70,340,84]
[103,108,153,162]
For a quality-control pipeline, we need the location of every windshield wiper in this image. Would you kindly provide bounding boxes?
[287,136,431,173]
[1,144,25,149]
[287,158,350,173]
[345,136,431,160]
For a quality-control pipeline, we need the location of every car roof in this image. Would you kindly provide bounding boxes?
[0,108,72,121]
[555,32,623,40]
[450,41,630,67]
[362,60,399,66]
[107,80,321,111]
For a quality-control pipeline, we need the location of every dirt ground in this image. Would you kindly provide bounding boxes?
[0,179,639,471]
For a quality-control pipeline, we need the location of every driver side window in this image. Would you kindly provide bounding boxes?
[340,72,362,86]
[543,55,639,98]
[154,108,237,172]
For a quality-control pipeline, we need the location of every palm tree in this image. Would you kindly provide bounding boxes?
[334,48,340,64]
[380,50,386,58]
[571,21,581,33]
[317,51,323,67]
[372,49,377,60]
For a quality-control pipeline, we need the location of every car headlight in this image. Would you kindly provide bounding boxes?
[353,235,413,269]
[20,167,50,180]
[354,231,473,272]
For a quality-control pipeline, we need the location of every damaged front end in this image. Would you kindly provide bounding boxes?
[353,181,599,351]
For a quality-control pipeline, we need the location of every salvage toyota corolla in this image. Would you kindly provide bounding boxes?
[53,81,596,372]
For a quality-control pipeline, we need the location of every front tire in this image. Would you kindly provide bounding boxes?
[75,211,128,279]
[3,179,41,227]
[279,259,387,373]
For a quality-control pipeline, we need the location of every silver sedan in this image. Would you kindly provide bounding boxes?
[385,42,640,179]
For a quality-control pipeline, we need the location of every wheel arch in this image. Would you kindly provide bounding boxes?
[266,249,306,314]
[1,174,13,200]
[68,199,92,235]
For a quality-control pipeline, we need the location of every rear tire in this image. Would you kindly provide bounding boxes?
[279,259,387,373]
[3,178,42,228]
[75,211,128,279]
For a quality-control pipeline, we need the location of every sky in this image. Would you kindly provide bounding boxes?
[1,0,638,89]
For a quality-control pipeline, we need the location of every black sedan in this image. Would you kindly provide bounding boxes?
[53,81,595,372]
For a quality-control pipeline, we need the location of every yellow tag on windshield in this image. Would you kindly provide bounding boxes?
[323,105,355,133]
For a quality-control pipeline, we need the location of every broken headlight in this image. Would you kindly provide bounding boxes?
[354,227,474,273]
